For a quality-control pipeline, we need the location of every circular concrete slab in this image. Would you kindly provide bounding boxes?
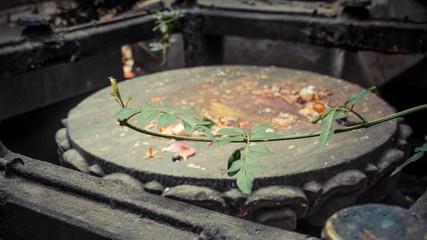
[65,66,406,229]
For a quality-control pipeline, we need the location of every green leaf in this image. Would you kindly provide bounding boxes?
[151,104,174,112]
[182,121,195,134]
[246,155,267,168]
[333,110,347,120]
[217,137,234,146]
[158,22,168,33]
[391,136,427,176]
[319,108,337,147]
[202,116,215,129]
[179,116,211,126]
[250,124,282,140]
[124,96,133,107]
[137,110,158,126]
[168,37,176,44]
[323,107,335,116]
[250,132,282,141]
[347,86,376,106]
[116,108,140,121]
[248,144,274,157]
[251,124,272,134]
[149,42,164,52]
[391,152,424,176]
[157,113,177,128]
[312,107,335,124]
[197,125,216,141]
[217,128,245,136]
[237,167,254,195]
[227,159,244,175]
[178,115,213,134]
[217,136,244,146]
[227,148,242,176]
[415,143,427,152]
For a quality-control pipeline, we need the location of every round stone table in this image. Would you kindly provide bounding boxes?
[58,66,411,231]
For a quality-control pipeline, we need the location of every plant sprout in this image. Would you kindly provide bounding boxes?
[149,10,184,66]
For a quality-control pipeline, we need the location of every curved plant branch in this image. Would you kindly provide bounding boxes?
[120,104,427,143]
[110,77,427,194]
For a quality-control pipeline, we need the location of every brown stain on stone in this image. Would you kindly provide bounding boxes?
[209,102,270,125]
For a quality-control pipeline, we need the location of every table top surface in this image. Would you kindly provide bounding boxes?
[67,65,397,184]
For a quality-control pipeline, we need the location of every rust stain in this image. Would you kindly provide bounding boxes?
[209,102,269,124]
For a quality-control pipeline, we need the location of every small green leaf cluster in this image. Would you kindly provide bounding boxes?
[221,124,276,194]
[391,135,427,176]
[216,124,281,146]
[313,86,376,147]
[116,103,215,138]
[149,10,183,55]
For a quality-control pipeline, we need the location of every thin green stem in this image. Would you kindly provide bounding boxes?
[121,120,211,141]
[341,106,367,123]
[121,104,427,143]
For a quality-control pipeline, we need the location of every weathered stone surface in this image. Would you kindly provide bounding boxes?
[410,190,427,220]
[363,163,378,178]
[323,204,427,240]
[254,208,297,231]
[144,180,165,195]
[58,139,71,153]
[356,174,400,204]
[0,144,311,240]
[246,186,308,217]
[66,66,399,184]
[62,149,89,174]
[397,124,413,140]
[88,164,105,177]
[61,118,68,127]
[163,185,226,210]
[56,128,71,156]
[377,149,404,172]
[304,194,358,226]
[302,170,368,225]
[55,128,67,145]
[64,66,405,229]
[222,188,247,206]
[103,173,144,191]
[322,170,368,196]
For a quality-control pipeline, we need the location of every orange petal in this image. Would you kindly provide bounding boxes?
[151,97,161,103]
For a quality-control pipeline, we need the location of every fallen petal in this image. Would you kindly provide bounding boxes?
[164,142,196,160]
